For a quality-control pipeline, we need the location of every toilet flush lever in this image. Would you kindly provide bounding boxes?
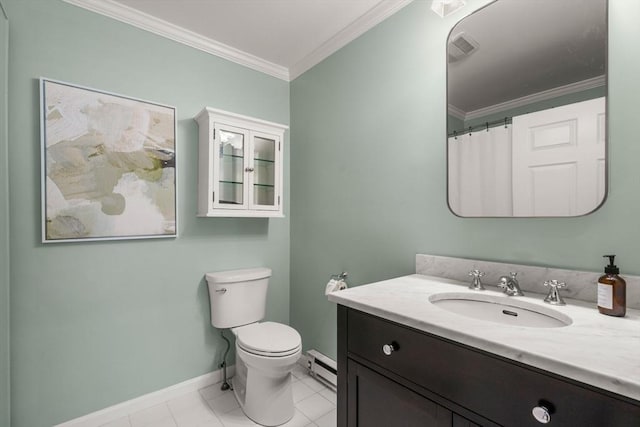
[216,288,227,293]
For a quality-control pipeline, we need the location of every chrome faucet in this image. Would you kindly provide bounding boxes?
[498,272,524,296]
[468,270,486,291]
[543,280,567,306]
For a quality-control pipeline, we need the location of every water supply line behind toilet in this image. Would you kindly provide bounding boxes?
[219,330,232,390]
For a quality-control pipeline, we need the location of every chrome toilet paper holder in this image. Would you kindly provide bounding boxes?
[330,272,348,281]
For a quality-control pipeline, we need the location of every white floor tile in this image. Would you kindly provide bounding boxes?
[313,409,336,427]
[200,383,230,401]
[99,417,132,427]
[216,407,258,427]
[278,409,312,427]
[292,380,316,403]
[291,364,310,379]
[298,376,326,393]
[175,418,225,427]
[168,391,222,427]
[295,394,335,422]
[168,391,211,412]
[206,390,240,415]
[129,403,177,427]
[318,388,336,405]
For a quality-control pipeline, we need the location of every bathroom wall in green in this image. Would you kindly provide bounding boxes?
[0,1,10,425]
[290,0,640,360]
[5,1,290,426]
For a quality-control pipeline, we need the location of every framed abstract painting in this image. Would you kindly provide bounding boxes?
[40,78,177,243]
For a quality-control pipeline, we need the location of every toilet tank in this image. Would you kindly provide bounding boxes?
[205,267,271,329]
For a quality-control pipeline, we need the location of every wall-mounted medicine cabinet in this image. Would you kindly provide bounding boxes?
[195,108,287,217]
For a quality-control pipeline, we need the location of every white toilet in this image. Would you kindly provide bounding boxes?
[206,268,302,426]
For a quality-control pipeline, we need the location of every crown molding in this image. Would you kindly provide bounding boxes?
[447,104,466,120]
[463,75,606,121]
[62,0,290,81]
[63,0,413,82]
[289,0,414,80]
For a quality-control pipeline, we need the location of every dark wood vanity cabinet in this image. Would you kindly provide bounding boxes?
[337,306,640,427]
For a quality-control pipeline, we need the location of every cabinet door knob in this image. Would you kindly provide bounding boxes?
[382,342,399,356]
[532,405,551,424]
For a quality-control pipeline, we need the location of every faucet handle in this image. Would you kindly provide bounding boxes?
[543,280,567,305]
[468,269,485,278]
[544,279,566,289]
[468,270,485,291]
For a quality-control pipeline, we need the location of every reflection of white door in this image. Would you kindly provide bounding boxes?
[512,97,605,216]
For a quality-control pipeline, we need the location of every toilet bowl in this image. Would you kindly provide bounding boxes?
[205,268,302,426]
[232,322,302,426]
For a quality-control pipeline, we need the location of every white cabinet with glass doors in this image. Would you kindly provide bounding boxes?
[195,107,287,217]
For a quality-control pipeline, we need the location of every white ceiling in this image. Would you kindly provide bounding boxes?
[448,0,606,116]
[64,0,413,81]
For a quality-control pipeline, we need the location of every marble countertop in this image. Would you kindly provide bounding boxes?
[328,274,640,402]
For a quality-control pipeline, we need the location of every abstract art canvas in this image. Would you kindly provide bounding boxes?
[40,78,177,242]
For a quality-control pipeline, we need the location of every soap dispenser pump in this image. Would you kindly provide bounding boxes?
[597,255,626,317]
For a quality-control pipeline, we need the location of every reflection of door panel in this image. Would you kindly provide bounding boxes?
[512,97,605,216]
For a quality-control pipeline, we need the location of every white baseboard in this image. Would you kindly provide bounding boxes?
[55,365,235,427]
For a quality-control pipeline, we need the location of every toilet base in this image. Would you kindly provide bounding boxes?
[233,345,301,426]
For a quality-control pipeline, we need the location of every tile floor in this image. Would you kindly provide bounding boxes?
[100,364,336,427]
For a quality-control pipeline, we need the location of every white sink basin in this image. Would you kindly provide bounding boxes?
[429,292,572,328]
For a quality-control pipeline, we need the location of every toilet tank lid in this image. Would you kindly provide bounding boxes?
[206,267,272,284]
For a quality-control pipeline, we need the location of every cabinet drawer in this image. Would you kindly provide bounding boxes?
[347,308,640,427]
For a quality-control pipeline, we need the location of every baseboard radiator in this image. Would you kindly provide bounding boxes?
[307,349,337,390]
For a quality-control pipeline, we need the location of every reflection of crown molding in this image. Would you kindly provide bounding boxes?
[463,75,606,121]
[289,0,414,80]
[63,0,413,82]
[447,104,466,120]
[62,0,290,81]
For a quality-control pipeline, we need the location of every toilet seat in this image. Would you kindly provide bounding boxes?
[234,322,301,357]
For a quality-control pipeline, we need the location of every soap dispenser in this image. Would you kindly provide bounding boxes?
[597,255,626,317]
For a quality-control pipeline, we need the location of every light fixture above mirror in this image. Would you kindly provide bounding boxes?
[431,0,467,18]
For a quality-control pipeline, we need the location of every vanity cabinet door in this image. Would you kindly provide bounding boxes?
[452,414,480,427]
[347,360,453,427]
[342,307,640,427]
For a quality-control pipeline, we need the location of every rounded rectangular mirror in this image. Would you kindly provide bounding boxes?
[447,0,607,217]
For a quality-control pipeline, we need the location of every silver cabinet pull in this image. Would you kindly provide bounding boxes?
[532,405,551,424]
[382,342,398,356]
[245,167,255,172]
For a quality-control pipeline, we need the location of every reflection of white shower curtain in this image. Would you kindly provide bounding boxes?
[448,125,513,216]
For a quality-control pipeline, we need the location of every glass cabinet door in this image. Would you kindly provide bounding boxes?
[214,125,249,209]
[195,107,286,217]
[249,132,280,210]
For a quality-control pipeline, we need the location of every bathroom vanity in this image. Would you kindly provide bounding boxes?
[330,275,640,426]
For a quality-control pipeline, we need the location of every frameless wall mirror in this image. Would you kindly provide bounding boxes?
[447,0,607,217]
